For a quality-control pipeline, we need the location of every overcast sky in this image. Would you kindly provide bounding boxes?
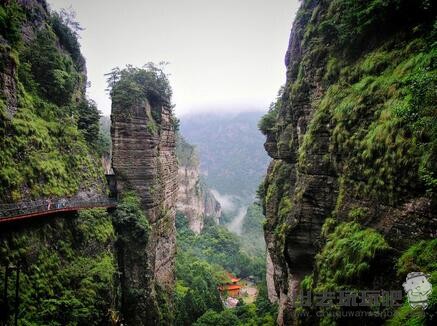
[48,0,299,116]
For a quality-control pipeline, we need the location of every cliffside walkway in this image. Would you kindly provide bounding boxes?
[0,197,117,224]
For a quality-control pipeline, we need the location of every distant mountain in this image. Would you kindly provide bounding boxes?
[175,135,222,234]
[180,111,269,204]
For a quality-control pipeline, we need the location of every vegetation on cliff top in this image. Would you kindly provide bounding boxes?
[106,63,173,109]
[106,63,180,135]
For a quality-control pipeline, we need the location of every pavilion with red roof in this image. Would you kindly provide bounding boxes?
[218,272,242,297]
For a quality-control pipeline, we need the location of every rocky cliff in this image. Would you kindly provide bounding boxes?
[0,0,105,203]
[176,135,221,233]
[110,66,178,324]
[0,1,116,324]
[260,0,436,324]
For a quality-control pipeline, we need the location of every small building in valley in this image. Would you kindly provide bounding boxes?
[218,272,242,298]
[220,284,242,297]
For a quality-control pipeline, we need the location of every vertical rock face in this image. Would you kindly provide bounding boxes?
[261,0,436,324]
[203,188,222,224]
[262,4,333,320]
[0,46,18,118]
[176,136,221,233]
[265,251,278,303]
[111,98,178,323]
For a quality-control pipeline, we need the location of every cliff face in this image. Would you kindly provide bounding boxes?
[0,0,105,203]
[176,136,221,233]
[111,84,178,323]
[0,1,117,324]
[261,1,436,324]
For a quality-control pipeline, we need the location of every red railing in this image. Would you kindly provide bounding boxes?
[0,197,117,223]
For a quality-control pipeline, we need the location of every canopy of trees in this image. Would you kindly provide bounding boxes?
[106,63,173,109]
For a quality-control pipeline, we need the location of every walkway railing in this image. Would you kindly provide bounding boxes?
[0,197,117,222]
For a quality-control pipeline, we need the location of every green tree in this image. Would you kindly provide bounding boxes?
[21,27,79,106]
[77,99,101,147]
[258,86,283,135]
[175,252,223,325]
[50,9,85,69]
[0,1,24,47]
[193,310,240,326]
[106,63,173,109]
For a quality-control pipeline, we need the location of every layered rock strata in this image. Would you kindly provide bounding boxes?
[261,1,437,324]
[111,98,178,323]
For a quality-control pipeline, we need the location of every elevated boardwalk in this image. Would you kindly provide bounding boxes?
[0,197,117,224]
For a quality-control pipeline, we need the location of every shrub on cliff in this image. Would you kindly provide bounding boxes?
[20,27,80,107]
[258,103,278,135]
[112,192,149,240]
[315,0,435,56]
[0,1,24,47]
[258,86,283,135]
[298,221,391,325]
[77,98,101,147]
[50,9,85,69]
[112,192,155,324]
[312,221,390,290]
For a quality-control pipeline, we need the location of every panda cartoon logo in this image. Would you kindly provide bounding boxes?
[402,272,432,309]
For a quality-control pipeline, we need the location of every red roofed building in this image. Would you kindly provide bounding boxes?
[218,272,242,297]
[226,272,241,284]
[219,284,242,297]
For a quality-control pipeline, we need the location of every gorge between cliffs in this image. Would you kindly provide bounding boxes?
[0,0,436,325]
